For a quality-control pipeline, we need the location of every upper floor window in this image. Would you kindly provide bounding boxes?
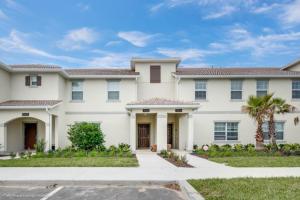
[150,65,161,83]
[71,80,83,101]
[107,80,120,101]
[214,122,238,141]
[231,80,243,100]
[25,75,41,87]
[262,122,284,140]
[256,80,268,97]
[292,80,300,99]
[195,80,207,100]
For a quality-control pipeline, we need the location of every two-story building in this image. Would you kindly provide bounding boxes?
[0,58,300,152]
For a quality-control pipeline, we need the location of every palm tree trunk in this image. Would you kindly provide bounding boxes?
[269,114,276,147]
[255,119,264,150]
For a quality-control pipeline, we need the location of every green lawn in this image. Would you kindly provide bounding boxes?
[0,157,139,167]
[209,156,300,167]
[188,178,300,200]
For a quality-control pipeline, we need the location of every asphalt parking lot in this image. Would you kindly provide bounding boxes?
[0,183,186,200]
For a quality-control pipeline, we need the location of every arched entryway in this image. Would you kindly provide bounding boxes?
[5,117,46,152]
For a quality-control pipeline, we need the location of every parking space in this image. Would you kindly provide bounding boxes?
[0,184,186,200]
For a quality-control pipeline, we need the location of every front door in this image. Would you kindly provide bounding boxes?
[167,124,173,147]
[24,123,37,149]
[138,124,150,148]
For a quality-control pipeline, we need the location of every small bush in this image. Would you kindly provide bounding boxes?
[160,150,168,158]
[68,122,105,151]
[34,139,46,153]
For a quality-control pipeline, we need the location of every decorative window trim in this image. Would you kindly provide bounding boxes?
[230,80,243,100]
[107,79,120,101]
[71,80,83,101]
[256,79,269,97]
[195,80,207,100]
[292,80,300,99]
[214,122,239,141]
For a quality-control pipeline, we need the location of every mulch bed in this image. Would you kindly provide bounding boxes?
[159,155,193,168]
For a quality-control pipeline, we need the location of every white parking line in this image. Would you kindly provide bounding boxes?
[40,186,63,200]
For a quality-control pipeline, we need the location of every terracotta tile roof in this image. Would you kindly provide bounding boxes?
[127,98,199,105]
[0,100,62,107]
[65,68,139,76]
[175,67,300,76]
[10,64,61,69]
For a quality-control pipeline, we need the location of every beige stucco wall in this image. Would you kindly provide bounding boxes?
[65,79,137,112]
[64,113,130,148]
[0,68,10,102]
[193,112,300,146]
[135,63,176,99]
[285,63,300,71]
[10,73,62,100]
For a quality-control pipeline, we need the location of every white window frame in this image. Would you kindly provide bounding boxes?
[107,80,120,101]
[292,80,300,99]
[195,80,207,100]
[30,75,38,87]
[262,121,285,141]
[256,79,268,97]
[214,122,239,141]
[71,80,83,101]
[231,80,243,100]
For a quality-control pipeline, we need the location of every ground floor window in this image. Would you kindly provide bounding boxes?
[214,122,238,141]
[262,122,284,140]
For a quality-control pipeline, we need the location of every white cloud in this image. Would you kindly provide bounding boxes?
[105,40,122,47]
[281,0,300,26]
[150,3,164,13]
[203,5,236,19]
[0,29,86,64]
[157,48,209,61]
[57,27,99,50]
[217,27,300,56]
[251,3,280,14]
[118,31,157,47]
[0,9,8,20]
[5,0,25,12]
[77,3,90,12]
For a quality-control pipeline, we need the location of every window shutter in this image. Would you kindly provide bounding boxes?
[25,76,30,86]
[150,66,161,83]
[37,76,42,86]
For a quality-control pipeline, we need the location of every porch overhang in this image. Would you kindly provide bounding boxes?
[126,98,200,110]
[0,100,62,110]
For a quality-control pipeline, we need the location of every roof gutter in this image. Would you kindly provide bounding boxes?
[172,74,300,79]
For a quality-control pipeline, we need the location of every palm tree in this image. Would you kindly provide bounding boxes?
[242,95,271,150]
[268,98,295,147]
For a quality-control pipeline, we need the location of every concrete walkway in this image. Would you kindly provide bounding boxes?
[0,151,299,181]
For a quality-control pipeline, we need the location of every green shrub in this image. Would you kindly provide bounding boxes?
[118,143,131,153]
[73,150,87,157]
[233,144,243,152]
[88,150,99,157]
[160,150,168,158]
[68,122,105,151]
[34,139,46,153]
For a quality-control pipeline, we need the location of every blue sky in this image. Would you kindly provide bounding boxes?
[0,0,300,68]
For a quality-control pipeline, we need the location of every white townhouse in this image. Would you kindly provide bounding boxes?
[0,58,300,152]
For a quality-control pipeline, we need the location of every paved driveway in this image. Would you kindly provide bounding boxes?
[0,185,186,200]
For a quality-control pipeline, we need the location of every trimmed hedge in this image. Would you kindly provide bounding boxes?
[193,143,300,158]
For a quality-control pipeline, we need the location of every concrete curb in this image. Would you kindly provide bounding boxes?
[0,180,176,187]
[179,180,205,200]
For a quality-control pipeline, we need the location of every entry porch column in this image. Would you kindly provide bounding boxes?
[186,113,194,151]
[0,123,7,152]
[45,114,52,151]
[156,112,167,151]
[129,112,136,152]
